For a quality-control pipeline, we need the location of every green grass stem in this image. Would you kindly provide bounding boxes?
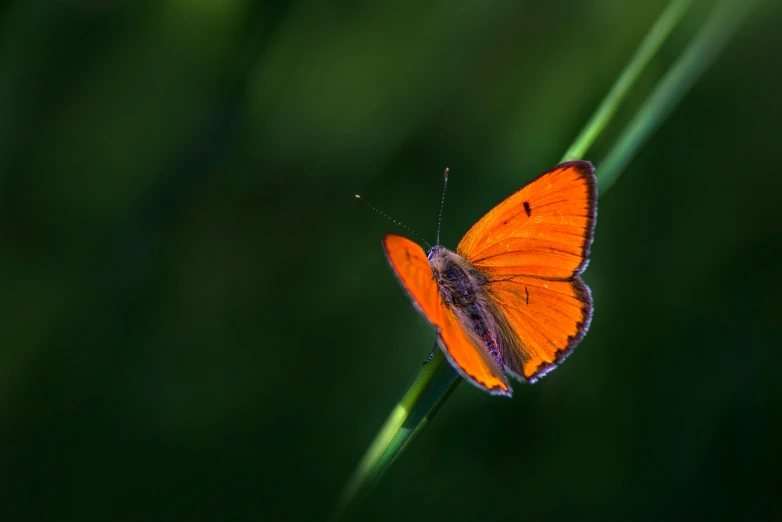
[561,0,694,163]
[597,0,755,193]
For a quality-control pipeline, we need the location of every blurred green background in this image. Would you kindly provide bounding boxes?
[2,0,781,520]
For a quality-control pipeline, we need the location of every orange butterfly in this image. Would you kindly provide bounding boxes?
[382,161,596,396]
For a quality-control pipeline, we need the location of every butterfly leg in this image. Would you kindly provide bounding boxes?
[422,337,439,365]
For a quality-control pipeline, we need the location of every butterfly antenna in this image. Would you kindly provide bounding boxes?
[436,168,449,246]
[355,195,432,250]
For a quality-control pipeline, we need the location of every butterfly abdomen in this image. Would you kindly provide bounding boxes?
[464,303,504,369]
[428,246,504,368]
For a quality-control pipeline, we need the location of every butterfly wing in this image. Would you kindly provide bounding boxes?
[456,161,596,382]
[487,277,592,382]
[383,233,511,395]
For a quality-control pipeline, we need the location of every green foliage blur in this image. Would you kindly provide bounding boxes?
[2,1,781,520]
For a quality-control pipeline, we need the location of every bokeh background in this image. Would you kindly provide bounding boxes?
[2,1,781,520]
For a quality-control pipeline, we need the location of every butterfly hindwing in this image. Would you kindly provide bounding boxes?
[487,276,592,382]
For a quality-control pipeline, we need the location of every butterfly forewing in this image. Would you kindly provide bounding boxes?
[382,234,511,395]
[456,161,595,279]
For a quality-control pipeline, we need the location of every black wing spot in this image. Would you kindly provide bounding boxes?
[523,201,532,217]
[525,286,530,305]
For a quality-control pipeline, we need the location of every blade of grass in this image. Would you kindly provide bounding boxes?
[561,0,694,163]
[334,0,754,518]
[597,0,755,193]
[334,352,452,520]
[364,355,461,491]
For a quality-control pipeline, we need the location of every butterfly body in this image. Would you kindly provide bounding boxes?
[382,161,597,396]
[427,245,506,369]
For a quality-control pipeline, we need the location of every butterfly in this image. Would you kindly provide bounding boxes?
[382,161,597,396]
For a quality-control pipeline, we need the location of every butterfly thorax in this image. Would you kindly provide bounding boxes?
[427,246,486,308]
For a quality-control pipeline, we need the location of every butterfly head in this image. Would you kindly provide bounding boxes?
[426,245,447,261]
